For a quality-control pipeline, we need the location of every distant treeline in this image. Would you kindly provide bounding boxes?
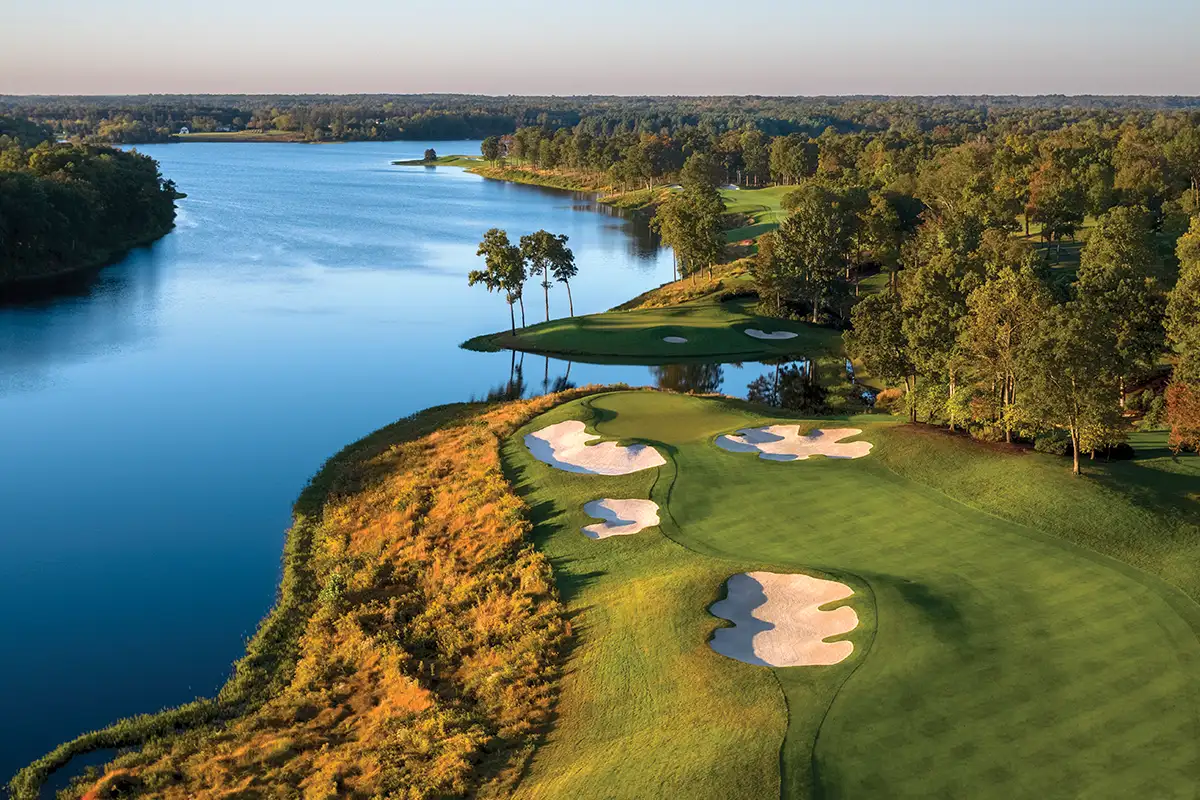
[4,94,1200,144]
[0,116,179,285]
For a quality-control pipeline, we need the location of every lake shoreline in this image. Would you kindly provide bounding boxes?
[0,224,177,301]
[0,139,682,790]
[392,155,663,217]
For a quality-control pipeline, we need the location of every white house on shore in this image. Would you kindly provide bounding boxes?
[178,126,190,135]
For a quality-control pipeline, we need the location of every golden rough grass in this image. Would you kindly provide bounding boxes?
[71,389,603,800]
[614,259,752,310]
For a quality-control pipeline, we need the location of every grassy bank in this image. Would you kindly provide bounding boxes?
[461,297,840,365]
[10,391,605,799]
[613,258,754,309]
[392,157,666,215]
[391,154,485,168]
[173,130,309,142]
[506,390,1200,798]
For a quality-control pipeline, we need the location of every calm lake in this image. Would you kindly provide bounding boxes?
[0,141,779,784]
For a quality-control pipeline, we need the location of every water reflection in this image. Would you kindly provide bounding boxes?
[747,359,829,414]
[0,245,167,396]
[570,195,662,261]
[474,352,823,406]
[651,363,725,395]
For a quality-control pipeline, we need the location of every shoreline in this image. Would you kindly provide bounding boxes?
[0,222,177,300]
[392,155,663,217]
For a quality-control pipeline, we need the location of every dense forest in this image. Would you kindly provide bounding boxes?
[0,115,179,286]
[452,99,1200,468]
[1,94,1198,459]
[3,93,1200,144]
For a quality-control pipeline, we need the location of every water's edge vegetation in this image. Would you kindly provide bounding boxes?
[0,116,180,289]
[9,392,610,798]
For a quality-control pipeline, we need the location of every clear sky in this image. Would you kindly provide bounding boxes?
[3,0,1198,96]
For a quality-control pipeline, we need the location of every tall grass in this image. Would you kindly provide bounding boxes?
[10,392,604,799]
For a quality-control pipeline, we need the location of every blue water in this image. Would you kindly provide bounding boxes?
[0,141,774,783]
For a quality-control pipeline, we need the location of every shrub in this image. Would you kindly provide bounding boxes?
[873,387,904,414]
[1092,442,1136,461]
[1034,430,1073,456]
[1139,393,1166,430]
[971,425,1006,444]
[1167,382,1200,453]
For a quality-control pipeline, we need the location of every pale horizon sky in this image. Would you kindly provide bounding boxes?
[3,0,1198,97]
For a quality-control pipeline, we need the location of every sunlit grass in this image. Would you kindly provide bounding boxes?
[509,391,1200,799]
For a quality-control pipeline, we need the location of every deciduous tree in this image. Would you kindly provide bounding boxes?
[845,287,916,420]
[1023,301,1122,476]
[471,228,525,333]
[1076,206,1165,403]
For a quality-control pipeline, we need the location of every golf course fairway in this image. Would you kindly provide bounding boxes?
[463,298,841,364]
[503,390,1200,799]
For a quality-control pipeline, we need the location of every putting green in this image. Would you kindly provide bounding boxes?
[503,390,1200,799]
[464,298,841,365]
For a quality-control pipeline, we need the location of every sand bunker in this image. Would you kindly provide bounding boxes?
[525,420,666,475]
[581,499,660,539]
[710,572,857,667]
[663,336,688,343]
[744,328,799,340]
[716,426,872,461]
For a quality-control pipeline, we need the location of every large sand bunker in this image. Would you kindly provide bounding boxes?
[744,328,799,340]
[716,426,872,461]
[710,572,857,667]
[525,420,667,475]
[581,499,660,539]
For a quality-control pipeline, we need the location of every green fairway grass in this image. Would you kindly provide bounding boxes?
[720,185,792,241]
[503,390,1200,799]
[391,153,484,167]
[462,297,842,364]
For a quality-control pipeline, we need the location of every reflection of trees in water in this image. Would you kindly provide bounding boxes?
[652,363,724,395]
[485,351,527,402]
[572,197,661,261]
[747,359,828,414]
[481,354,576,402]
[541,356,576,394]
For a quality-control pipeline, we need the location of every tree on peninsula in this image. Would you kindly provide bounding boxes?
[547,235,578,316]
[423,148,437,162]
[470,228,525,333]
[481,136,501,164]
[520,230,573,322]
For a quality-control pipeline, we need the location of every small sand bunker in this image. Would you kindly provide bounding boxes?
[663,336,688,344]
[710,572,857,667]
[581,499,660,539]
[716,426,872,461]
[744,328,799,340]
[525,420,666,475]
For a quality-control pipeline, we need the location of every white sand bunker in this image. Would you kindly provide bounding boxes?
[710,572,857,667]
[716,426,872,461]
[663,336,688,343]
[581,499,660,539]
[744,328,799,340]
[525,420,666,475]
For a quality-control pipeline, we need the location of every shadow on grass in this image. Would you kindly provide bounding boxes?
[1096,458,1200,520]
[862,572,969,648]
